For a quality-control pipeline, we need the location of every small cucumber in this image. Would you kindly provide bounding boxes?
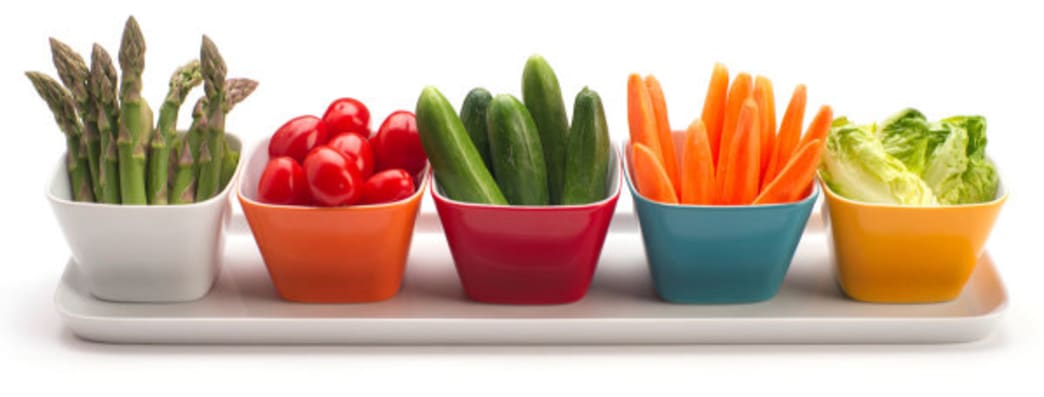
[415,86,507,205]
[486,94,549,205]
[522,54,569,204]
[562,87,610,204]
[460,87,494,172]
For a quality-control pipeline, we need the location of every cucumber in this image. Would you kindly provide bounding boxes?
[486,94,549,205]
[460,87,494,173]
[522,54,569,204]
[415,86,507,205]
[562,87,610,204]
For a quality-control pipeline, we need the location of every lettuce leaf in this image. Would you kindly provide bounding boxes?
[879,109,932,174]
[822,111,998,206]
[820,118,938,205]
[921,119,970,204]
[945,115,998,203]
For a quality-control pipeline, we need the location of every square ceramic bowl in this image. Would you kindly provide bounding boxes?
[623,138,818,304]
[238,137,429,303]
[821,175,1007,303]
[47,135,242,303]
[431,145,621,305]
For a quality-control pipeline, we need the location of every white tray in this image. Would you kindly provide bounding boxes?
[55,209,1007,344]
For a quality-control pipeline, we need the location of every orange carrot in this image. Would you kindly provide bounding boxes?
[645,75,680,195]
[753,76,776,183]
[754,138,823,204]
[626,74,644,147]
[627,74,664,168]
[700,63,729,165]
[798,105,833,150]
[717,72,753,170]
[762,84,806,191]
[680,119,715,205]
[717,99,760,205]
[632,143,679,204]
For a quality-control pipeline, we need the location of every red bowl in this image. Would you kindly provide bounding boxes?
[431,146,621,304]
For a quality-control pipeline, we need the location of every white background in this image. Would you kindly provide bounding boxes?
[2,0,1041,395]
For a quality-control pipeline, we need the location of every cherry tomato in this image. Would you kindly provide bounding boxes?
[303,146,363,206]
[327,133,375,179]
[361,169,416,204]
[257,157,310,205]
[322,98,370,137]
[269,115,328,163]
[372,110,427,175]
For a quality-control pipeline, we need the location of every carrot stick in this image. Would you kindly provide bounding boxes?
[700,63,729,166]
[680,119,715,205]
[632,143,679,204]
[754,138,823,204]
[717,99,760,205]
[627,74,664,167]
[753,76,776,184]
[717,72,753,170]
[762,84,806,191]
[645,75,680,196]
[626,74,645,147]
[798,105,832,150]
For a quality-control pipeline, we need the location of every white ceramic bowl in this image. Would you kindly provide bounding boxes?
[47,135,243,302]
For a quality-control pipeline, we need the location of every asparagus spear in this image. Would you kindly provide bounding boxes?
[146,60,201,204]
[169,98,206,204]
[169,78,257,204]
[219,78,258,187]
[26,72,94,201]
[50,38,100,200]
[170,136,198,204]
[220,150,241,189]
[90,44,121,204]
[194,36,228,202]
[116,16,153,205]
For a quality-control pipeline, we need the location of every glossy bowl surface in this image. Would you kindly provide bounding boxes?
[239,138,428,303]
[624,138,818,304]
[431,146,622,304]
[48,135,242,302]
[821,176,1007,303]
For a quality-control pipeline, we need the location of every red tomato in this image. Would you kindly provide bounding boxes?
[269,115,328,163]
[361,169,416,204]
[327,133,375,179]
[302,146,363,206]
[257,157,310,205]
[372,110,426,175]
[322,98,370,137]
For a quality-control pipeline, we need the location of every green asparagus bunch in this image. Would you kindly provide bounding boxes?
[26,16,257,205]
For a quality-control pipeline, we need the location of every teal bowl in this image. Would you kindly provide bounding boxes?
[623,143,818,304]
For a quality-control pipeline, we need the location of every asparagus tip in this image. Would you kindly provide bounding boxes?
[200,35,227,90]
[119,15,145,71]
[224,78,258,112]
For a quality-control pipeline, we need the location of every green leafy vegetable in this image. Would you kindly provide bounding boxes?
[820,110,999,206]
[820,117,938,205]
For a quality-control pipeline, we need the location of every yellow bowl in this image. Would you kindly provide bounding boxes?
[820,175,1007,303]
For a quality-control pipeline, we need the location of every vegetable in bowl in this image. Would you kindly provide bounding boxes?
[819,109,999,205]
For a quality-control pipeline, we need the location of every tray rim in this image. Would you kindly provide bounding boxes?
[54,247,1009,344]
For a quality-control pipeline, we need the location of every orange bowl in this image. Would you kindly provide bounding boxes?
[820,175,1007,303]
[238,138,428,303]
